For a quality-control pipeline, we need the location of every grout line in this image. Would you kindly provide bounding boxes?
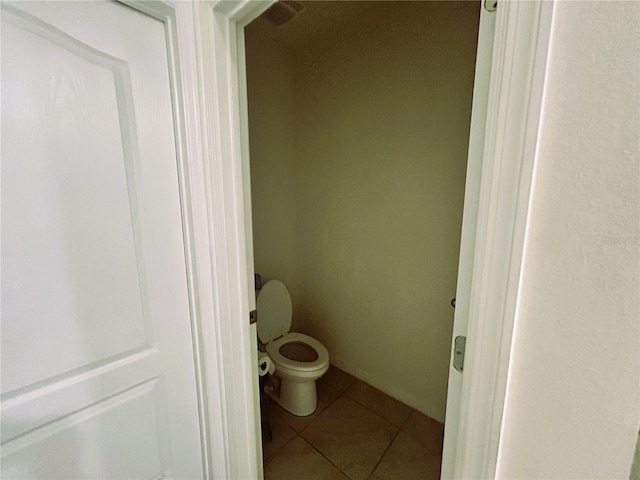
[300,386,399,480]
[398,408,412,431]
[367,425,403,479]
[342,380,412,432]
[263,367,442,478]
[262,429,298,465]
[299,433,353,479]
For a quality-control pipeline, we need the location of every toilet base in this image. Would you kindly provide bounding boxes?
[266,375,318,417]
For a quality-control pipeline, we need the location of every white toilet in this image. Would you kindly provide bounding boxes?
[257,280,329,416]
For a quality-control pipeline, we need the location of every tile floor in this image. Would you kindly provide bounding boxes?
[261,365,444,480]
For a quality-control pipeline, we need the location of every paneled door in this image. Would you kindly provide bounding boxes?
[1,2,204,478]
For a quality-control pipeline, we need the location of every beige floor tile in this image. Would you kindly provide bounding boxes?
[369,431,442,480]
[264,436,348,480]
[345,380,412,428]
[261,413,297,460]
[301,396,398,480]
[267,380,341,432]
[318,365,357,393]
[401,409,444,456]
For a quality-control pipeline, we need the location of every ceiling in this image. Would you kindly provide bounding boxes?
[245,1,379,52]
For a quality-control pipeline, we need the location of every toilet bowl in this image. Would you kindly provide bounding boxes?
[257,280,329,416]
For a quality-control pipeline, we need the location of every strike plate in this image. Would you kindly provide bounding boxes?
[453,336,466,372]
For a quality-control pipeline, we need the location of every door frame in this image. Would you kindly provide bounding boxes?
[169,1,273,478]
[441,1,554,478]
[120,1,269,478]
[193,0,556,478]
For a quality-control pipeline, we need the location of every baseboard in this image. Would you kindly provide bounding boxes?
[329,355,446,424]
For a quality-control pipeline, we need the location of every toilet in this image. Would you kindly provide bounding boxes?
[257,280,329,416]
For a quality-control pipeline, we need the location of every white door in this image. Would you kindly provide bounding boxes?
[1,2,203,478]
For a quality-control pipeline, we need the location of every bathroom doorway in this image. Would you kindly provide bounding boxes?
[245,1,482,477]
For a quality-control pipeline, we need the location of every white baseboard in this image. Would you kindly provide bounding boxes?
[329,354,446,424]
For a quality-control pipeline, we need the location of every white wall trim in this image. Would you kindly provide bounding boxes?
[190,0,556,478]
[444,1,555,478]
[189,1,273,478]
[118,2,227,477]
[441,4,497,477]
[125,1,274,478]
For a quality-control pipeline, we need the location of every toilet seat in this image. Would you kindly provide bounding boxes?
[257,280,329,374]
[257,280,292,344]
[265,332,329,373]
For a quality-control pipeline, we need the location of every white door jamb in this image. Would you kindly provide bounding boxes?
[196,0,556,478]
[442,1,555,478]
[187,1,274,478]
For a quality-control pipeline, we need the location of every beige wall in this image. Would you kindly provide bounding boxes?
[497,1,640,478]
[246,1,480,421]
[245,33,300,327]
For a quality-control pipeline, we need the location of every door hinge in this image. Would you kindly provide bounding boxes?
[249,309,257,325]
[453,336,466,372]
[484,0,497,12]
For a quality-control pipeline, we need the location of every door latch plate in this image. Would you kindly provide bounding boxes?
[453,336,466,372]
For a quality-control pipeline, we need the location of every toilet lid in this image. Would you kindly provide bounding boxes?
[257,280,292,344]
